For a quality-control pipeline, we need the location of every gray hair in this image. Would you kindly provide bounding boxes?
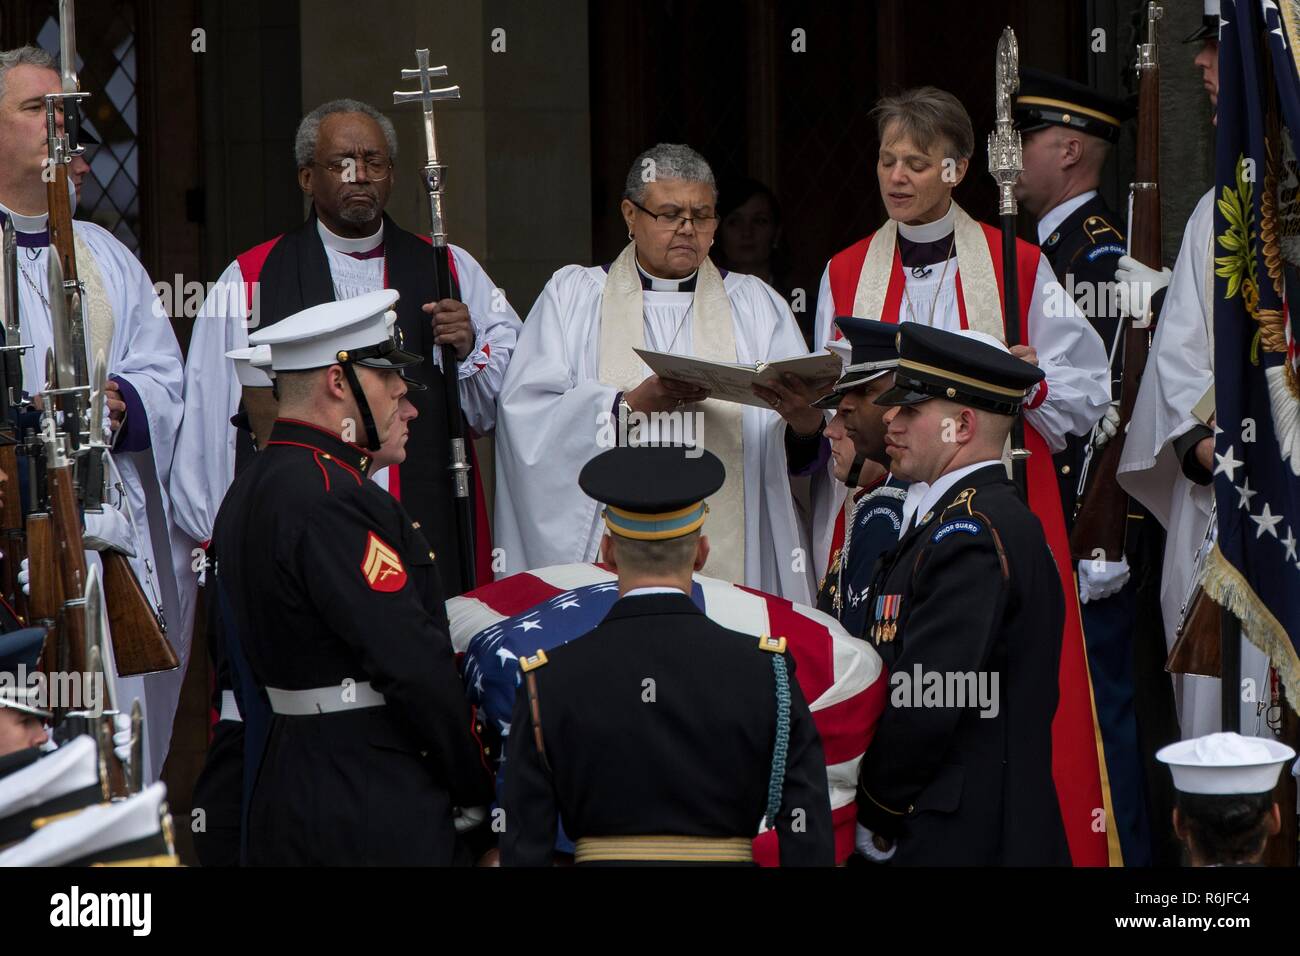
[623,143,717,204]
[872,86,975,160]
[293,98,398,168]
[0,46,57,102]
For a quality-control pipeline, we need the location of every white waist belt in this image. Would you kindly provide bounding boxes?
[219,689,243,723]
[265,681,387,716]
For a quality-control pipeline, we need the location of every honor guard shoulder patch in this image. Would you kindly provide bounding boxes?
[931,518,984,543]
[361,531,407,592]
[758,635,787,654]
[520,649,549,672]
[1086,242,1126,262]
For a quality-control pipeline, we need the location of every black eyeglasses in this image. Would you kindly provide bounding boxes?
[629,200,719,232]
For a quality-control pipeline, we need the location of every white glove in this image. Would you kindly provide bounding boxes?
[112,711,132,764]
[83,505,136,556]
[854,823,897,863]
[452,805,487,834]
[18,556,28,597]
[1077,557,1131,604]
[1114,255,1172,325]
[1092,401,1121,450]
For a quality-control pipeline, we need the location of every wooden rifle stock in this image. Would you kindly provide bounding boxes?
[101,548,178,675]
[27,513,61,675]
[1070,8,1162,562]
[1166,587,1222,677]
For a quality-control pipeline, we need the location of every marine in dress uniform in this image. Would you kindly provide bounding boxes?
[812,317,909,638]
[500,446,834,866]
[1014,68,1133,524]
[855,324,1069,866]
[211,290,493,866]
[1157,732,1296,867]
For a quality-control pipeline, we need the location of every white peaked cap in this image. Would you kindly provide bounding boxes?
[249,288,405,372]
[1156,732,1296,796]
[0,781,169,866]
[0,735,98,821]
[226,344,275,388]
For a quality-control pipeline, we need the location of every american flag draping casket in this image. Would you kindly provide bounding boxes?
[447,563,886,865]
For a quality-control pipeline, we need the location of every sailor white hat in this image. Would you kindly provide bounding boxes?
[225,344,274,388]
[1156,732,1297,796]
[0,735,102,846]
[0,781,174,866]
[249,288,422,374]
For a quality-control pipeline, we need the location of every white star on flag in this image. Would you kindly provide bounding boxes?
[498,719,511,736]
[515,619,542,632]
[496,646,518,665]
[1214,445,1243,481]
[1251,503,1283,539]
[1282,526,1298,563]
[556,599,581,610]
[1236,478,1258,510]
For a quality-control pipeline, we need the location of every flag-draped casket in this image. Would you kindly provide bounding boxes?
[447,563,886,864]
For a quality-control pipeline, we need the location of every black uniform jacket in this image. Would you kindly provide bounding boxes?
[1040,193,1127,523]
[211,419,492,866]
[856,464,1070,866]
[500,591,835,866]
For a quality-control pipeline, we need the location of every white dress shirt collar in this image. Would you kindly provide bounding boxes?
[910,459,1006,529]
[1036,190,1097,245]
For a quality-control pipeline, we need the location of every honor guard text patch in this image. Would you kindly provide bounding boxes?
[931,518,983,543]
[361,531,407,592]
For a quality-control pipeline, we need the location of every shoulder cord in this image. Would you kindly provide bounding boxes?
[763,653,791,830]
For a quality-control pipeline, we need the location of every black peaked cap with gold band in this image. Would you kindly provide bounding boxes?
[812,316,900,410]
[579,446,725,541]
[875,323,1045,417]
[1013,68,1134,146]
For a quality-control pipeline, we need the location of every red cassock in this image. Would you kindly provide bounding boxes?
[826,223,1112,867]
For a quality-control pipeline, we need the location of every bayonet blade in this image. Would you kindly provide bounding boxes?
[1,219,17,346]
[85,563,116,710]
[89,350,106,443]
[58,0,79,93]
[129,698,143,792]
[46,253,77,391]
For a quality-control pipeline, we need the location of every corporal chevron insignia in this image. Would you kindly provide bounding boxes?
[361,531,407,592]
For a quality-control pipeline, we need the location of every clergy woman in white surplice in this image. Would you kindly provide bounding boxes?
[494,144,824,603]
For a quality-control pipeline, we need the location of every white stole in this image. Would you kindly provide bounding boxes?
[851,201,1005,341]
[597,242,746,584]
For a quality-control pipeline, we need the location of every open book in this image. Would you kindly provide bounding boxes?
[633,348,842,409]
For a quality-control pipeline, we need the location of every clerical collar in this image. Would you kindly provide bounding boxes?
[317,217,384,255]
[1037,190,1097,245]
[0,203,50,247]
[896,201,956,243]
[636,259,697,292]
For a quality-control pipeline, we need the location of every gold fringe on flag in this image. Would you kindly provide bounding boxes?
[1204,544,1300,714]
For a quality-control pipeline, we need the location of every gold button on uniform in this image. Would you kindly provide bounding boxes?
[1061,465,1071,475]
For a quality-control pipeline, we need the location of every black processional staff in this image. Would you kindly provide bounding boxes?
[394,50,476,589]
[988,26,1030,499]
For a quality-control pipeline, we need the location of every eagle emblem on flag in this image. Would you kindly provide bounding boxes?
[361,531,406,592]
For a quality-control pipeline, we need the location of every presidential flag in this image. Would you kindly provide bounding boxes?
[447,563,886,865]
[1207,0,1300,710]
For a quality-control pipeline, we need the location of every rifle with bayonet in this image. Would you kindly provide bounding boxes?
[54,564,139,797]
[0,221,28,619]
[1070,2,1163,562]
[31,0,177,681]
